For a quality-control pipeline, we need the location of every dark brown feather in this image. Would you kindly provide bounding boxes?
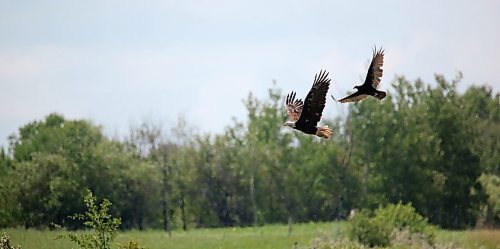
[297,70,331,125]
[362,46,384,89]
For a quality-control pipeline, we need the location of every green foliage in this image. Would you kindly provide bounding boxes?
[374,202,436,242]
[6,222,500,249]
[13,153,79,227]
[462,86,500,175]
[62,190,121,249]
[0,75,498,230]
[0,114,158,229]
[346,75,492,228]
[0,151,18,227]
[348,203,435,247]
[478,174,500,226]
[0,231,21,249]
[348,209,391,247]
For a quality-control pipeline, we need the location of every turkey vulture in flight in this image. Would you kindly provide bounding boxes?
[334,47,386,103]
[284,70,333,139]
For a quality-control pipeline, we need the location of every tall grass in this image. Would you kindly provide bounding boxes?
[436,229,500,249]
[4,222,499,249]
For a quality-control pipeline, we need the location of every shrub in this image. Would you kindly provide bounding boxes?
[347,202,435,247]
[58,190,121,249]
[347,209,392,247]
[57,190,149,249]
[0,231,21,249]
[374,202,436,244]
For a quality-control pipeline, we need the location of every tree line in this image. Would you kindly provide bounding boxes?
[0,74,498,230]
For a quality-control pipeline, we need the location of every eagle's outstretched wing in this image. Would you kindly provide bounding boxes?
[338,92,368,103]
[285,91,303,121]
[362,46,384,89]
[297,70,331,125]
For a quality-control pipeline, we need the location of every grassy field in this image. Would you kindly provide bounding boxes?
[4,222,500,249]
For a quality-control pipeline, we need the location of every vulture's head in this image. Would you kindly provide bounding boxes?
[283,121,296,128]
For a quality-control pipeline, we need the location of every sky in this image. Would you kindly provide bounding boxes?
[1,0,499,147]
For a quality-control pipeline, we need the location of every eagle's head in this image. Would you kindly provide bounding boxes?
[283,121,296,128]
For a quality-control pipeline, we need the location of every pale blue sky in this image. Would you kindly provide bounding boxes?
[1,0,499,147]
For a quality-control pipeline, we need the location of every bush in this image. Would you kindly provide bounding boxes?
[374,202,436,243]
[347,202,435,247]
[0,231,21,249]
[57,190,121,249]
[347,209,392,247]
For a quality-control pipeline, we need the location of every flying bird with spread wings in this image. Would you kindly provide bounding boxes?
[334,47,386,103]
[284,70,333,139]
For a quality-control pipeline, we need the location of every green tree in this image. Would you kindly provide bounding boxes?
[345,75,487,228]
[0,148,18,226]
[461,86,500,175]
[478,174,500,226]
[2,114,151,228]
[1,75,497,230]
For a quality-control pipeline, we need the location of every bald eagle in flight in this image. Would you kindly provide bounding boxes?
[334,47,386,103]
[284,70,333,139]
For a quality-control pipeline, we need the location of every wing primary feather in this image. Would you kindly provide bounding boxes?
[286,91,296,105]
[362,46,385,89]
[296,69,331,125]
[313,69,330,85]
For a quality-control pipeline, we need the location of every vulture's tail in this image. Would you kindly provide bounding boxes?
[316,125,333,139]
[374,90,386,100]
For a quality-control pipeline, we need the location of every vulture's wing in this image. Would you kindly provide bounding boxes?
[285,91,304,121]
[362,47,384,89]
[297,70,331,125]
[338,92,369,103]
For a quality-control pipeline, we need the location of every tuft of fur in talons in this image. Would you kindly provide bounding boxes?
[316,125,333,139]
